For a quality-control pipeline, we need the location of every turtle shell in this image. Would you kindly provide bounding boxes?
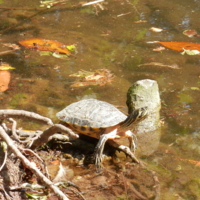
[56,99,127,136]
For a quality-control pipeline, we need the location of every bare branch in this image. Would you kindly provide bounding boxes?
[0,110,53,126]
[31,124,79,150]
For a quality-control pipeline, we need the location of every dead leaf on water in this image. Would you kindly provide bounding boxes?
[183,29,200,38]
[0,70,11,92]
[138,62,180,69]
[19,38,72,56]
[69,68,114,87]
[158,41,200,53]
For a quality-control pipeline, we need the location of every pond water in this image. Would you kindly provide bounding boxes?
[0,0,200,199]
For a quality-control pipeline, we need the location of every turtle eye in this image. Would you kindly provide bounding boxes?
[138,107,148,120]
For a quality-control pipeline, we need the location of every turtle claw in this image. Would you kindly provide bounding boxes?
[95,159,104,173]
[95,155,104,173]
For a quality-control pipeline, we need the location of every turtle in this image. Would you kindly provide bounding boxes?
[56,98,148,171]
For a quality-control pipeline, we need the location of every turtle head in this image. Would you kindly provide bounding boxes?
[120,107,148,128]
[133,106,148,123]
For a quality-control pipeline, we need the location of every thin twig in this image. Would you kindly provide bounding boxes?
[8,118,19,142]
[0,187,12,200]
[0,6,39,10]
[8,118,41,144]
[0,142,8,171]
[55,182,85,200]
[130,183,148,200]
[151,170,160,200]
[140,161,161,200]
[120,172,128,199]
[20,147,50,179]
[82,0,104,6]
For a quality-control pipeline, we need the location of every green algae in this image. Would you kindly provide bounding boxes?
[9,93,28,108]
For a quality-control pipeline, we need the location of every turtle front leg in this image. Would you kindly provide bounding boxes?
[126,130,138,151]
[94,129,119,172]
[94,134,110,172]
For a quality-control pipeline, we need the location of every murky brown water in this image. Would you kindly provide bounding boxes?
[0,0,200,199]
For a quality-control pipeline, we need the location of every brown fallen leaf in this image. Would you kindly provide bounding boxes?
[19,38,71,55]
[0,70,11,92]
[138,62,180,69]
[69,68,115,87]
[183,29,200,38]
[159,41,200,52]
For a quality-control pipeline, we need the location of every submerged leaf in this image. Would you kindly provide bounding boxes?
[19,38,71,55]
[135,28,147,41]
[183,29,200,38]
[179,93,193,103]
[39,51,52,56]
[175,157,200,167]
